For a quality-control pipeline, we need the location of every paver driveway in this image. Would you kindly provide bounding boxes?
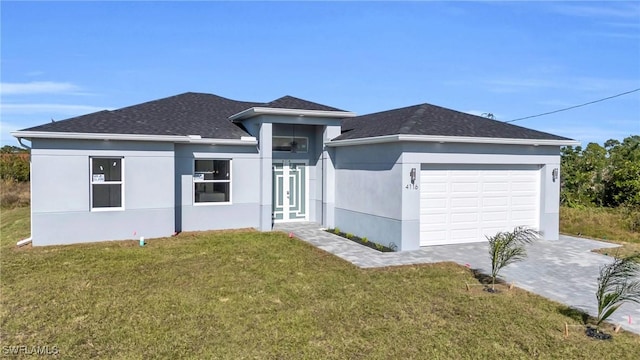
[275,222,640,335]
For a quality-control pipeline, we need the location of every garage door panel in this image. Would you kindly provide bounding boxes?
[420,165,540,246]
[512,182,536,191]
[512,172,537,179]
[420,207,447,215]
[451,207,481,214]
[421,228,447,236]
[481,227,504,237]
[512,195,537,205]
[421,214,447,224]
[421,198,447,206]
[483,182,508,191]
[421,230,446,243]
[452,183,479,192]
[423,171,447,178]
[483,208,509,215]
[483,197,508,206]
[482,211,508,221]
[483,174,508,181]
[510,209,536,216]
[421,199,447,209]
[422,183,448,193]
[511,210,537,221]
[451,198,478,208]
[451,170,480,176]
[451,213,478,223]
[451,229,479,242]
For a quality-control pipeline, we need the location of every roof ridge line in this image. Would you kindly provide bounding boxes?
[397,104,428,134]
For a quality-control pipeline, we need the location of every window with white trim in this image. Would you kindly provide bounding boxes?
[91,157,123,209]
[194,159,231,203]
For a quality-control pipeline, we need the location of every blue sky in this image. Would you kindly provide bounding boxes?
[1,1,639,147]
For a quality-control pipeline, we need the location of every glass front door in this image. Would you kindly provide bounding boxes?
[272,161,308,222]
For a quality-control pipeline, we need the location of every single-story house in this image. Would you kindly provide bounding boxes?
[12,92,578,250]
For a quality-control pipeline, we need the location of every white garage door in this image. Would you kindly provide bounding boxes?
[420,164,540,246]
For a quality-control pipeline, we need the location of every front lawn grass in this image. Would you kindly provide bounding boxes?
[560,206,640,258]
[2,207,639,359]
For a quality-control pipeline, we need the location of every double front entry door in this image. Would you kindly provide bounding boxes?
[272,160,308,222]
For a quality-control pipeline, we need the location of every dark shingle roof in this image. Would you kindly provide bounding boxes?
[335,103,572,141]
[22,92,261,139]
[21,92,571,143]
[20,92,343,139]
[264,96,344,111]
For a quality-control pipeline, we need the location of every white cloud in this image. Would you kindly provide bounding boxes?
[536,100,575,108]
[544,125,637,146]
[1,103,109,115]
[581,31,640,40]
[484,77,640,94]
[26,71,45,77]
[552,4,640,19]
[0,81,81,95]
[606,118,640,130]
[483,78,558,93]
[0,121,26,146]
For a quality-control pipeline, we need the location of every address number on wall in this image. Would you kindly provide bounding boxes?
[405,167,418,190]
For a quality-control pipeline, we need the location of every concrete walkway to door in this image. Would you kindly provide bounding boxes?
[274,222,640,335]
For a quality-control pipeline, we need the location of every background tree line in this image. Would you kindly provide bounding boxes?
[0,145,31,208]
[0,145,30,182]
[561,135,640,209]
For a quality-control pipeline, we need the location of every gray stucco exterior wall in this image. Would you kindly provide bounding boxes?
[24,111,563,252]
[321,125,341,229]
[30,139,175,246]
[334,143,405,249]
[174,144,262,232]
[26,113,343,246]
[538,162,561,239]
[334,142,563,251]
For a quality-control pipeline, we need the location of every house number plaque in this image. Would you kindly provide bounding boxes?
[405,168,418,190]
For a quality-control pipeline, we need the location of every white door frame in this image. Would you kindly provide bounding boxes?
[272,160,309,222]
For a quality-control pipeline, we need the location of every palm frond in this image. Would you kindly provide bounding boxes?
[487,226,540,288]
[596,254,640,326]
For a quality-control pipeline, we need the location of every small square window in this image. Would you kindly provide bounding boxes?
[193,159,231,203]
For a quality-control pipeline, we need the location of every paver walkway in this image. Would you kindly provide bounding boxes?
[274,222,640,335]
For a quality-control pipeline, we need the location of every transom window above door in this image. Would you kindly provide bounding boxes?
[272,136,308,153]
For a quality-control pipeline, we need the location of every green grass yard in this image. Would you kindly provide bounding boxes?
[1,207,639,359]
[560,206,640,258]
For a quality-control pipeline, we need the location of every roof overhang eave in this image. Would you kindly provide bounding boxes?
[327,134,580,147]
[229,107,356,121]
[11,131,258,146]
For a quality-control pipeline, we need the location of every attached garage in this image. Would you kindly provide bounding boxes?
[420,164,541,246]
[329,102,578,251]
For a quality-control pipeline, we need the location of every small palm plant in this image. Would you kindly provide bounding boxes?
[487,226,539,291]
[595,255,640,329]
